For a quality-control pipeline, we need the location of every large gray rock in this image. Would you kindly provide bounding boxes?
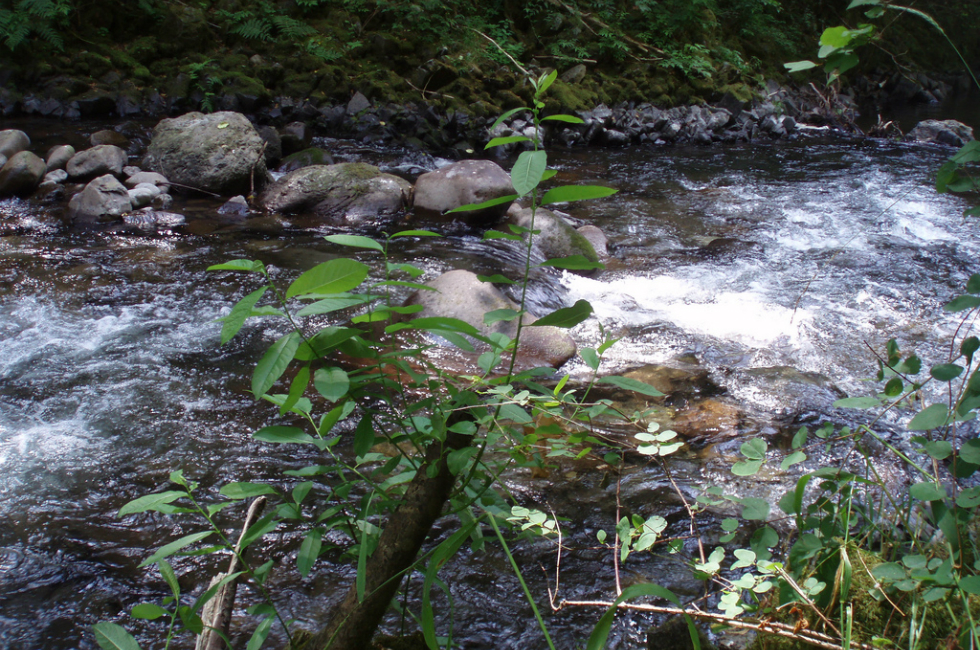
[66,145,127,180]
[508,207,600,274]
[142,111,268,195]
[45,145,75,172]
[907,119,975,148]
[403,269,577,368]
[0,129,29,158]
[259,163,410,225]
[413,159,514,226]
[68,174,132,225]
[0,151,46,196]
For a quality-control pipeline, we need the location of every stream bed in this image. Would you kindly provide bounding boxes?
[1,122,979,649]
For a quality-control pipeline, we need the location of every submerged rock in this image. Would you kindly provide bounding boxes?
[142,111,269,195]
[402,269,577,368]
[413,159,514,226]
[259,162,410,225]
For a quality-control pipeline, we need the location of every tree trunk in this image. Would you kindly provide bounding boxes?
[303,425,473,650]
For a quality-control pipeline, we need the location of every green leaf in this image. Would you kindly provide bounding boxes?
[580,347,600,371]
[834,396,881,409]
[536,69,558,96]
[239,515,278,549]
[298,529,322,577]
[485,135,531,149]
[909,482,946,502]
[740,438,767,460]
[221,287,268,344]
[294,327,362,361]
[785,60,819,72]
[484,308,520,325]
[323,234,384,251]
[295,294,377,317]
[945,296,980,312]
[541,114,585,124]
[528,300,593,328]
[477,274,516,285]
[537,255,605,271]
[931,364,964,381]
[254,426,315,444]
[159,559,180,597]
[314,367,350,402]
[93,623,143,650]
[252,332,301,397]
[781,451,807,471]
[488,106,530,134]
[245,616,273,650]
[819,26,851,49]
[959,576,980,595]
[118,491,186,517]
[741,497,770,521]
[511,150,548,197]
[220,482,277,499]
[140,531,213,568]
[447,446,478,475]
[960,439,980,465]
[847,0,880,7]
[280,365,310,416]
[907,404,950,431]
[541,185,618,205]
[732,459,763,476]
[131,603,169,620]
[597,375,664,397]
[923,440,953,460]
[872,562,907,582]
[390,229,441,238]
[447,194,518,214]
[353,415,375,458]
[285,258,369,299]
[208,259,264,273]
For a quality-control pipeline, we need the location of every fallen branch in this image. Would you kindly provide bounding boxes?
[195,496,267,650]
[556,599,875,650]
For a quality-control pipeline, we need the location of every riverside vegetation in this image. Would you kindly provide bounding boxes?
[90,4,980,650]
[0,0,977,120]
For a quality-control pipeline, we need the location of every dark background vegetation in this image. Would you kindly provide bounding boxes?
[1,1,977,117]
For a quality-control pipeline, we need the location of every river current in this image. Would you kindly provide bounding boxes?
[0,122,978,649]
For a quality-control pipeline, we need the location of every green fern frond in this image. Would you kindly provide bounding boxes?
[271,14,316,39]
[232,17,273,41]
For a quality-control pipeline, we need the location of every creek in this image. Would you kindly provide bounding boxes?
[1,119,979,650]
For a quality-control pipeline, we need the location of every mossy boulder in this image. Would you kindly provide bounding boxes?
[276,147,335,173]
[259,162,410,226]
[507,207,600,275]
[143,111,268,195]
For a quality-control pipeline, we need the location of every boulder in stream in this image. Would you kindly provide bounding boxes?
[0,151,46,196]
[142,111,269,195]
[907,119,975,148]
[402,269,577,368]
[412,159,514,227]
[45,145,75,172]
[507,207,600,274]
[0,129,29,159]
[68,174,132,225]
[66,145,127,180]
[259,162,410,225]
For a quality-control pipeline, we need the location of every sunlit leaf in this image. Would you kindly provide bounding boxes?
[285,259,369,299]
[254,426,315,444]
[118,491,186,517]
[298,529,322,577]
[512,150,547,197]
[597,375,664,397]
[93,623,143,650]
[485,135,531,149]
[541,185,618,205]
[314,367,350,402]
[528,300,593,328]
[447,194,518,214]
[537,255,604,271]
[140,531,213,567]
[323,234,384,251]
[907,403,950,431]
[252,332,301,397]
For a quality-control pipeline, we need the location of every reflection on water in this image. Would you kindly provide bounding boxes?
[0,129,978,648]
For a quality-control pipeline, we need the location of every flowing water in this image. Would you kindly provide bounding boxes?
[0,119,978,649]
